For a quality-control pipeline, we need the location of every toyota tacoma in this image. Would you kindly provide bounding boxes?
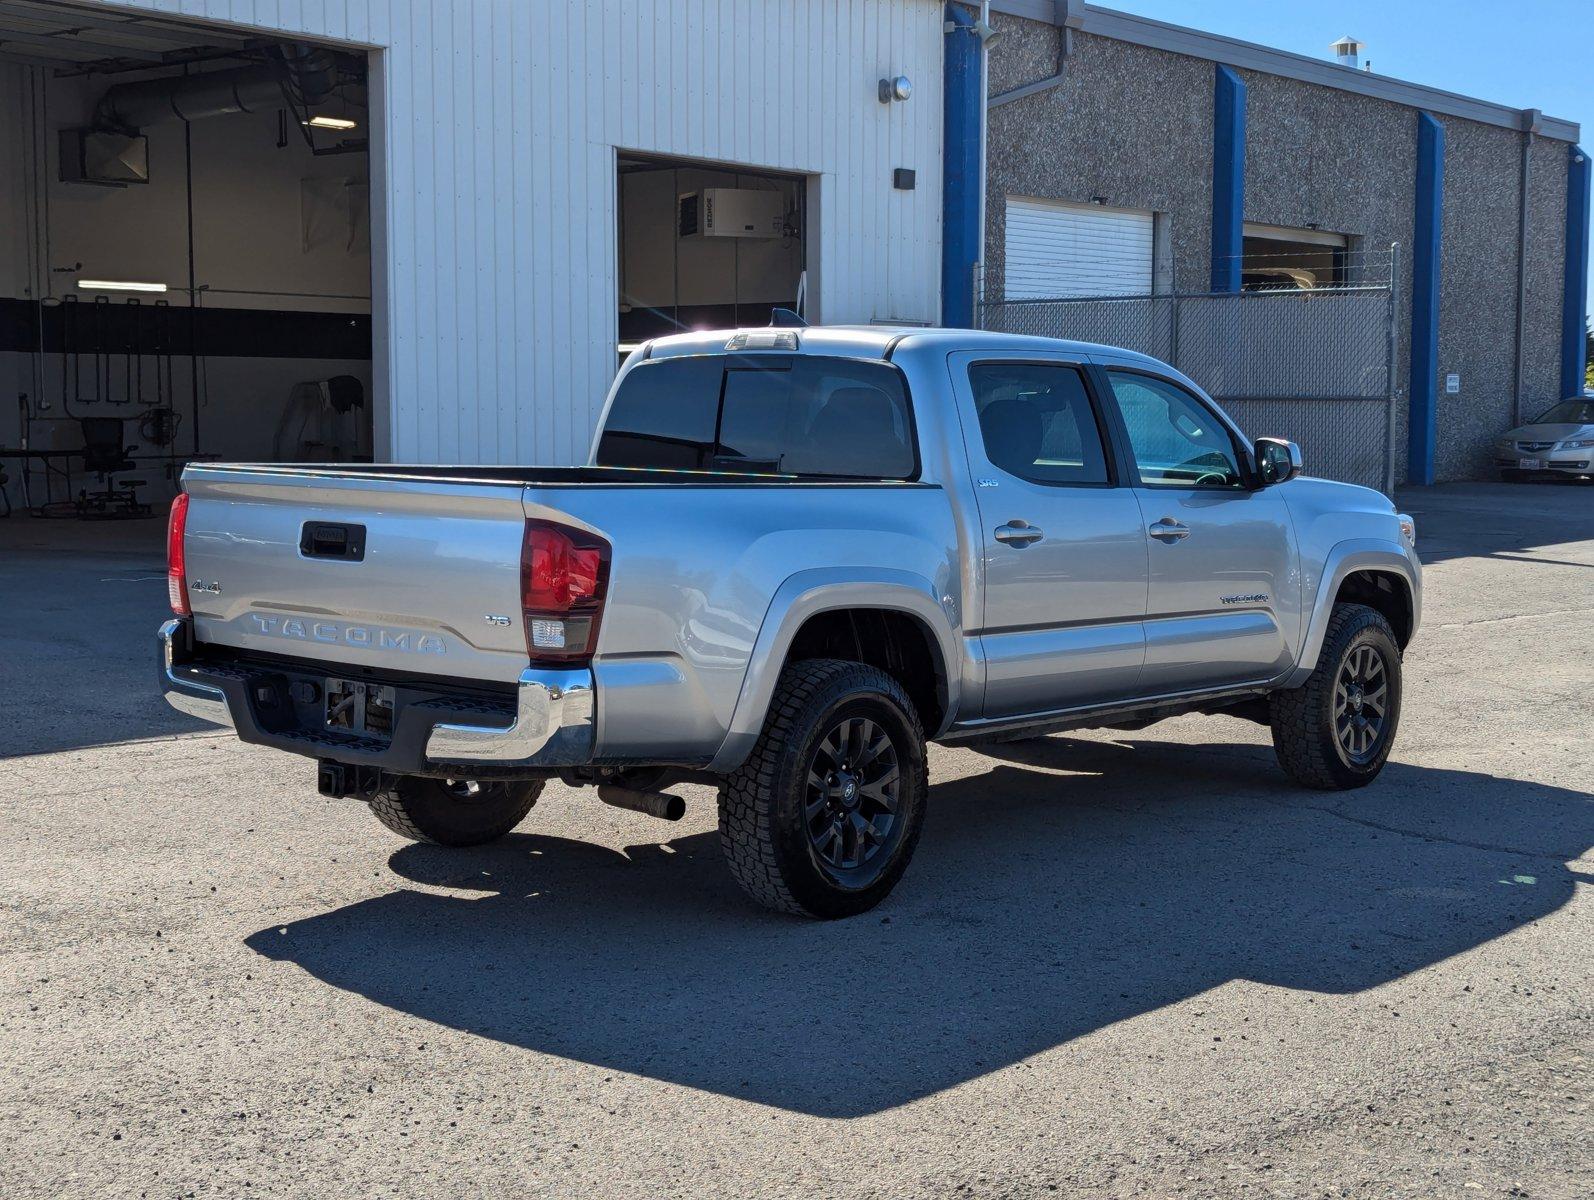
[159,326,1421,918]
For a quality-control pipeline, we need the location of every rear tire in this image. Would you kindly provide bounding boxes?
[718,658,928,919]
[369,776,542,846]
[1269,603,1402,790]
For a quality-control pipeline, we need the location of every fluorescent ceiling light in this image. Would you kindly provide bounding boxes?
[76,279,167,293]
[304,115,358,131]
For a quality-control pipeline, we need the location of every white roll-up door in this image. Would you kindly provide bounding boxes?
[1003,197,1155,300]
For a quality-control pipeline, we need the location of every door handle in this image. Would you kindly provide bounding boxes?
[1148,518,1191,543]
[994,520,1044,546]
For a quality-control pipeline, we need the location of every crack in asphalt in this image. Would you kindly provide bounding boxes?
[1298,803,1582,863]
[1435,606,1594,628]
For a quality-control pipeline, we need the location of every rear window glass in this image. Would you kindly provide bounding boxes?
[595,354,916,480]
[594,357,721,469]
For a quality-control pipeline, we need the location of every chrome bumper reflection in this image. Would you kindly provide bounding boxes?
[424,667,594,765]
[158,618,234,728]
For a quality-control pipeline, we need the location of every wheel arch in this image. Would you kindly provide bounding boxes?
[1284,540,1420,687]
[707,569,961,774]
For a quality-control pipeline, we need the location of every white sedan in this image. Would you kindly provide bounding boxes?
[1495,398,1594,481]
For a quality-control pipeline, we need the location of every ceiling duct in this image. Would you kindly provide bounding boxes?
[93,44,338,132]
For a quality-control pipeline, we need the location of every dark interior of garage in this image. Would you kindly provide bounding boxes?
[0,0,372,520]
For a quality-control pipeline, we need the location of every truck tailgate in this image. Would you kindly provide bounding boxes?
[181,466,531,684]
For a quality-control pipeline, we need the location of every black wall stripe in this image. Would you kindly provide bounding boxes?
[0,297,371,360]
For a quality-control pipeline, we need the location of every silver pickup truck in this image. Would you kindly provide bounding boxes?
[159,325,1420,918]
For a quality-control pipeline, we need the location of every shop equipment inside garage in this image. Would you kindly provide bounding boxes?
[0,0,372,522]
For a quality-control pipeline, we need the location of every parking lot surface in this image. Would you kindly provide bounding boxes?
[2,483,1590,1198]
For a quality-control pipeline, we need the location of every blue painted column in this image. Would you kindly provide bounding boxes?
[1209,65,1246,293]
[1408,112,1445,486]
[1560,145,1591,397]
[942,5,982,328]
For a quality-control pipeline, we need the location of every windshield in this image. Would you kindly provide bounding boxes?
[1531,400,1594,425]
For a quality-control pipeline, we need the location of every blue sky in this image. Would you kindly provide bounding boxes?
[1105,0,1592,306]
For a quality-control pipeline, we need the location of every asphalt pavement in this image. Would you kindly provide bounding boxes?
[1,482,1589,1198]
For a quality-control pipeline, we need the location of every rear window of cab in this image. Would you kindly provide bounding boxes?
[596,354,917,480]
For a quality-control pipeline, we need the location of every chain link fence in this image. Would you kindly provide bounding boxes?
[976,282,1398,494]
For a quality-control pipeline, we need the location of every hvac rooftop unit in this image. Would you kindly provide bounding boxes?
[677,188,785,239]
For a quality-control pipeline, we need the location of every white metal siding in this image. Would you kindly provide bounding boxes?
[95,0,945,464]
[1003,197,1154,300]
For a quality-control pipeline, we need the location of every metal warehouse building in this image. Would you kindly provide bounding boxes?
[0,0,1589,518]
[949,1,1589,487]
[1,0,944,511]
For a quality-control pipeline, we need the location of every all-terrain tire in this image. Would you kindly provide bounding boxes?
[368,776,543,846]
[1269,602,1402,790]
[718,658,928,919]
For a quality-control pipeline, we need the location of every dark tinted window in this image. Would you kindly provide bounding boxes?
[1105,371,1244,488]
[968,362,1109,485]
[595,357,721,469]
[597,354,916,480]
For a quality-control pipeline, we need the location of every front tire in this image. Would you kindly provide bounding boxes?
[718,658,928,918]
[1269,603,1402,790]
[368,776,543,846]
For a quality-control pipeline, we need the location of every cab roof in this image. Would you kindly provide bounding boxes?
[639,324,1170,371]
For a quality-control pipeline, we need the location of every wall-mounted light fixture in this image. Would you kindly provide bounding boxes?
[304,115,358,131]
[76,279,168,293]
[878,75,912,104]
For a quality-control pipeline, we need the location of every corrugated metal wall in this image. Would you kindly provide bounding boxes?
[93,0,945,464]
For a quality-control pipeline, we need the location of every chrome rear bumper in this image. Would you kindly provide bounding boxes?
[157,619,593,771]
[425,667,593,764]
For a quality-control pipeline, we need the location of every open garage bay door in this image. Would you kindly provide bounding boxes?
[0,0,373,522]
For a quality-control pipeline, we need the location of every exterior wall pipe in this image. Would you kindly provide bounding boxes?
[942,5,982,327]
[1209,64,1246,293]
[1561,144,1591,397]
[1408,111,1445,486]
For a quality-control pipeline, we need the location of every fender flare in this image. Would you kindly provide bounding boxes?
[706,567,961,774]
[1284,538,1421,688]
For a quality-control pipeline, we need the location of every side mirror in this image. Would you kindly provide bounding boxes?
[1254,437,1302,486]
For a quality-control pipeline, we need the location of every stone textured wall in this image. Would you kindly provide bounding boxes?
[982,21,1213,296]
[982,11,1575,483]
[1522,138,1571,415]
[1433,118,1525,480]
[1240,70,1417,481]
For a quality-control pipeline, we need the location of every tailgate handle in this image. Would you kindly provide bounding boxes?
[299,522,366,561]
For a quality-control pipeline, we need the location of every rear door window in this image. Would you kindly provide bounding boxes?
[597,354,916,479]
[968,362,1111,485]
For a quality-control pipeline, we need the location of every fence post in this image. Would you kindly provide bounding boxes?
[1383,242,1401,496]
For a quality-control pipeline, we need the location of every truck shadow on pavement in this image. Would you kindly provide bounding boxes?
[246,736,1592,1118]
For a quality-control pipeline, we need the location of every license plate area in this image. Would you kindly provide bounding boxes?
[1518,457,1544,470]
[325,678,396,740]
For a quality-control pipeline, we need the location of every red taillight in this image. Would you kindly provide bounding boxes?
[167,493,191,616]
[520,520,610,663]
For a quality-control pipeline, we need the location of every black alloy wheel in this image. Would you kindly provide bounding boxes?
[804,713,903,882]
[1333,643,1390,763]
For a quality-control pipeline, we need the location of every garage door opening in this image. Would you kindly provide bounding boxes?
[616,153,806,360]
[1241,222,1349,291]
[0,0,373,520]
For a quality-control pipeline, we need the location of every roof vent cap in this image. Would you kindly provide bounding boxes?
[1330,35,1366,69]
